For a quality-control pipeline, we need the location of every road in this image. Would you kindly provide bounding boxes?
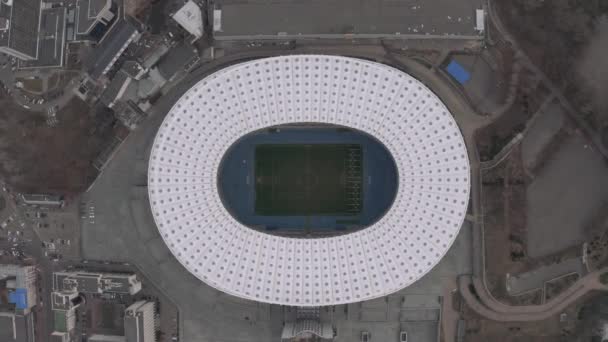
[10,71,80,113]
[459,269,607,321]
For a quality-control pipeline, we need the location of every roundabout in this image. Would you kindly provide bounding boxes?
[148,55,471,306]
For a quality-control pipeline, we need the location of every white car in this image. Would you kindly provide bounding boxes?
[400,331,408,342]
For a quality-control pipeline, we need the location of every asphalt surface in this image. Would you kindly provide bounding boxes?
[214,0,484,39]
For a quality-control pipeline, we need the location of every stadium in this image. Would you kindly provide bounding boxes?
[148,55,470,306]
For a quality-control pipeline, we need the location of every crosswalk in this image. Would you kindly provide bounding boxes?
[45,106,58,127]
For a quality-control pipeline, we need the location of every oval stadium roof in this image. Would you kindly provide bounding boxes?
[148,55,471,306]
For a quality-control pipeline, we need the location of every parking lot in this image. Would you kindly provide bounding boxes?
[25,201,81,261]
[0,185,31,260]
[214,0,484,39]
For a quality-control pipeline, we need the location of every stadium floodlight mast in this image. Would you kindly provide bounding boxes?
[148,55,470,306]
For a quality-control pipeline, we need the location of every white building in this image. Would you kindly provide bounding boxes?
[171,0,203,39]
[124,301,156,342]
[50,331,71,342]
[53,271,142,295]
[20,194,64,207]
[89,335,126,342]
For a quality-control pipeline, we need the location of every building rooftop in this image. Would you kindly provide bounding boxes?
[281,320,333,340]
[156,42,198,81]
[54,272,100,293]
[0,313,15,342]
[50,331,70,342]
[8,289,27,310]
[0,313,35,342]
[0,0,41,59]
[54,310,67,333]
[101,274,140,294]
[86,17,141,79]
[445,60,471,85]
[121,60,146,79]
[53,271,142,295]
[19,7,66,68]
[21,193,64,206]
[124,301,155,342]
[51,291,81,311]
[76,0,113,35]
[172,0,203,39]
[100,70,131,108]
[88,334,126,342]
[0,264,37,312]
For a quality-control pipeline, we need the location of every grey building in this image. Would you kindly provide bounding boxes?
[0,313,16,342]
[76,0,115,36]
[53,271,142,295]
[51,291,83,312]
[50,331,71,342]
[19,6,66,68]
[155,42,199,82]
[86,17,142,79]
[113,101,147,130]
[53,309,76,336]
[20,194,64,207]
[50,332,71,342]
[0,0,41,60]
[50,291,82,339]
[121,60,146,80]
[100,70,132,108]
[0,312,36,342]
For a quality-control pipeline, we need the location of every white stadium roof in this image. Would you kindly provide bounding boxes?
[148,55,470,306]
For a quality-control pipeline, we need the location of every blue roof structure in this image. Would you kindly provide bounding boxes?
[8,288,28,309]
[445,60,471,84]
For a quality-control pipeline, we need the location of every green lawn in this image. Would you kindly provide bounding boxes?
[254,144,363,216]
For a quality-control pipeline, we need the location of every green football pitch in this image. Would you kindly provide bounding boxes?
[254,144,363,216]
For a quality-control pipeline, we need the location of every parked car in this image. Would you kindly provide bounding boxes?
[361,331,371,342]
[400,331,408,342]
